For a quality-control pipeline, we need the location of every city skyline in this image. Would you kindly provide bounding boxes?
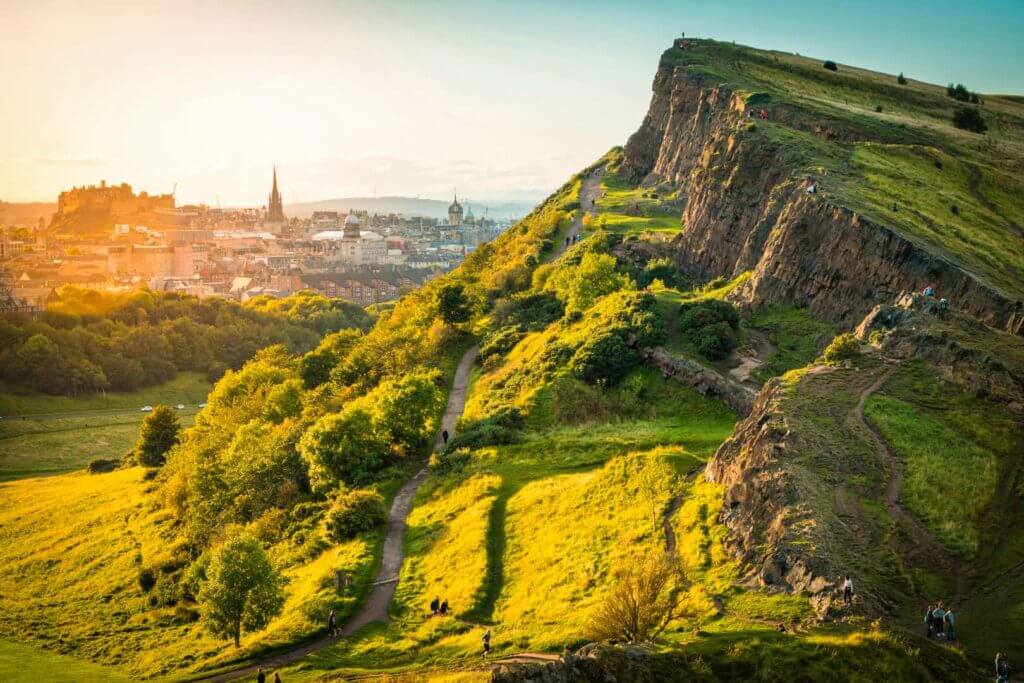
[2,0,1023,205]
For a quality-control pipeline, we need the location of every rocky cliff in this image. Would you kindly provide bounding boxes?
[622,51,1019,332]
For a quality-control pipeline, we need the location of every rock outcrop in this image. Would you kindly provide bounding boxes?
[622,52,1019,331]
[640,346,755,415]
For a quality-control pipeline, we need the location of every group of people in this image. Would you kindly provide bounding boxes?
[255,668,281,683]
[429,596,450,617]
[924,603,956,641]
[563,232,580,248]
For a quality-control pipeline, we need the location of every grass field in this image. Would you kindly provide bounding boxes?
[0,639,132,683]
[0,373,210,480]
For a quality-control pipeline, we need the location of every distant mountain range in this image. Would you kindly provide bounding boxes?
[286,196,541,220]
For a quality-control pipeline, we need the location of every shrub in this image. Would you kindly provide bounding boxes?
[429,447,471,475]
[479,326,526,363]
[132,405,181,467]
[678,299,741,361]
[324,488,387,542]
[947,83,975,103]
[446,409,523,451]
[951,204,960,216]
[875,105,883,113]
[952,106,987,133]
[492,291,565,331]
[569,331,636,385]
[138,567,157,593]
[88,458,119,474]
[823,60,838,72]
[897,72,907,85]
[822,333,860,364]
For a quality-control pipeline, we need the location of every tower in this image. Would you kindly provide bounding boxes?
[268,166,285,223]
[448,190,463,227]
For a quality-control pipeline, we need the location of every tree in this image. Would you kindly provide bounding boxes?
[437,283,472,325]
[547,252,631,313]
[953,106,987,134]
[897,72,907,85]
[633,456,678,533]
[298,408,390,492]
[133,405,181,467]
[199,535,284,647]
[587,554,688,643]
[357,371,445,456]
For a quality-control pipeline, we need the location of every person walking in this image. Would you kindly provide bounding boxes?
[441,430,449,446]
[482,629,491,657]
[257,668,266,683]
[327,609,336,637]
[944,607,956,642]
[274,672,282,683]
[841,575,854,607]
[430,596,440,616]
[924,605,934,638]
[932,603,946,639]
[996,653,1009,683]
[440,598,449,616]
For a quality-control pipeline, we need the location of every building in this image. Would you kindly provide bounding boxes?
[267,166,286,223]
[311,214,387,265]
[55,180,174,219]
[448,191,464,227]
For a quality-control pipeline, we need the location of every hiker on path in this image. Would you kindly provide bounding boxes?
[442,430,449,446]
[841,575,853,607]
[482,629,491,657]
[439,598,449,616]
[932,603,946,639]
[944,607,956,641]
[430,596,440,616]
[924,605,934,638]
[257,668,266,683]
[327,609,336,637]
[996,653,1009,683]
[274,673,282,683]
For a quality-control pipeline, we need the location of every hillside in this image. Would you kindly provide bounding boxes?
[0,39,1020,682]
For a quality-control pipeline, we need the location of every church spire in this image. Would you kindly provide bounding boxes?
[268,165,285,222]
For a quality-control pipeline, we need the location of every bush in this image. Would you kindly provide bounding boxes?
[324,489,387,542]
[569,331,636,385]
[875,105,883,113]
[88,458,119,474]
[822,333,860,365]
[138,567,157,593]
[897,72,907,85]
[678,299,741,361]
[947,83,976,103]
[132,405,181,467]
[952,106,987,133]
[479,326,526,363]
[429,447,471,475]
[823,60,838,72]
[446,409,523,451]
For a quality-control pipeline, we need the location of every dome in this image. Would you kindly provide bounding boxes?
[344,213,361,226]
[465,205,475,220]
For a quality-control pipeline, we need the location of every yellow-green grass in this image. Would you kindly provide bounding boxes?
[0,371,211,415]
[0,411,197,481]
[0,638,133,682]
[593,212,682,236]
[0,468,376,679]
[748,304,836,380]
[848,144,1024,297]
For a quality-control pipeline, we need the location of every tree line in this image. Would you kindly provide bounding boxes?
[0,287,372,396]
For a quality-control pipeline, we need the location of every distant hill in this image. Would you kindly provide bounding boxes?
[0,201,56,228]
[286,196,541,220]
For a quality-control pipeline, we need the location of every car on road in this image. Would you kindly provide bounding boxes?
[140,405,153,412]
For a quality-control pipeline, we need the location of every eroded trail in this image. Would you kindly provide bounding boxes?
[852,368,964,605]
[202,346,479,682]
[547,171,603,262]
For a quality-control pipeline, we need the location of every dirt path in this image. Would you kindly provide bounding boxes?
[547,171,603,262]
[852,368,964,605]
[201,346,479,682]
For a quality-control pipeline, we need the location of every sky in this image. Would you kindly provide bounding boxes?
[2,0,1022,206]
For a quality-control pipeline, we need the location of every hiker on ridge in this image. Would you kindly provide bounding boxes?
[841,575,853,607]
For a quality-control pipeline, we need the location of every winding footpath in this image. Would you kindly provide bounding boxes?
[852,368,964,605]
[546,171,603,263]
[202,346,479,682]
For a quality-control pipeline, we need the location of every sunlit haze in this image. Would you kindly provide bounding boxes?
[2,0,1022,205]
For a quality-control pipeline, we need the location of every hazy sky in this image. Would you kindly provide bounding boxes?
[2,0,1022,205]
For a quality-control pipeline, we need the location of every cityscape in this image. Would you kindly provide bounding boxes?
[0,168,513,310]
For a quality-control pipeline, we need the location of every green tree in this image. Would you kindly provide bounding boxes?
[298,408,389,492]
[953,106,987,134]
[437,283,472,325]
[547,252,631,313]
[199,535,284,647]
[354,371,445,456]
[133,405,181,467]
[897,72,908,85]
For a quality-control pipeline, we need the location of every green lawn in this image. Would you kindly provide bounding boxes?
[0,371,212,416]
[0,639,132,682]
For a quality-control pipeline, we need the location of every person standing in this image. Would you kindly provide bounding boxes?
[482,629,491,657]
[924,605,934,638]
[442,430,449,446]
[841,575,853,607]
[944,607,956,641]
[327,609,336,637]
[257,668,266,683]
[440,598,449,616]
[430,596,440,616]
[996,653,1009,683]
[932,603,946,639]
[274,672,282,683]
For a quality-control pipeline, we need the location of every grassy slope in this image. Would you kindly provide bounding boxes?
[0,372,210,480]
[663,39,1024,299]
[0,639,132,683]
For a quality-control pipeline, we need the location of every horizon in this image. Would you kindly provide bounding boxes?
[2,0,1023,206]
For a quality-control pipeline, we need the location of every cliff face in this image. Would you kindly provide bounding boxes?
[622,62,1018,331]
